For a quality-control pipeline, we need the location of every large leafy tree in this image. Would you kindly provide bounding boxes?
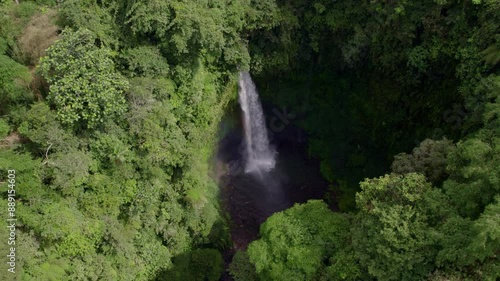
[247,200,355,281]
[444,133,500,218]
[39,28,128,129]
[436,200,500,280]
[352,173,449,281]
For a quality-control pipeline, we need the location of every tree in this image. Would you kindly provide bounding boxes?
[392,139,454,184]
[444,131,500,219]
[229,251,259,281]
[470,197,500,280]
[159,248,224,281]
[18,102,80,154]
[0,149,43,200]
[120,46,169,78]
[436,197,500,280]
[38,28,128,129]
[247,200,353,281]
[58,0,120,48]
[48,149,93,197]
[0,37,31,114]
[353,173,447,281]
[0,118,9,137]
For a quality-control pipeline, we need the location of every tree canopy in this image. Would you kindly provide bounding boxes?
[0,0,499,280]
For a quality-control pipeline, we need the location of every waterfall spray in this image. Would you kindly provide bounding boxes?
[238,72,276,173]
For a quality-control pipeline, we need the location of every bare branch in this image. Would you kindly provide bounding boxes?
[42,143,53,165]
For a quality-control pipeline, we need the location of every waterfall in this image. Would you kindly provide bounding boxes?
[238,72,276,173]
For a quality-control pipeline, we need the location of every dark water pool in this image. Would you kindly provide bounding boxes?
[217,125,330,250]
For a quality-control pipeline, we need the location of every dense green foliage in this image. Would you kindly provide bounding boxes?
[39,28,129,129]
[252,0,500,211]
[244,167,498,280]
[0,0,498,280]
[158,248,224,281]
[0,0,274,280]
[229,251,259,281]
[240,0,498,280]
[247,200,353,281]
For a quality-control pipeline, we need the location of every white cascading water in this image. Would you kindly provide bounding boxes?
[238,72,276,173]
